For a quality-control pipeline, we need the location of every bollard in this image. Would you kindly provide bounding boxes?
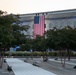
[7,65,12,72]
[4,59,6,63]
[74,66,76,69]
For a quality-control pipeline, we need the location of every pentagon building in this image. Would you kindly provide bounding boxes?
[19,9,76,38]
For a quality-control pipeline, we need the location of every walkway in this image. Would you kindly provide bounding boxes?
[49,59,76,65]
[6,58,57,75]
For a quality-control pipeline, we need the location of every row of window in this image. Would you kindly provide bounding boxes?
[49,20,76,29]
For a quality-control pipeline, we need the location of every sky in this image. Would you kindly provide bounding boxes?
[0,0,76,14]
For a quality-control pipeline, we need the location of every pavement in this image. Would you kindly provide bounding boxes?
[0,61,15,75]
[20,57,76,75]
[6,58,57,75]
[0,57,76,75]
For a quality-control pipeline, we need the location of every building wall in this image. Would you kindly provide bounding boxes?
[19,9,76,38]
[46,18,76,30]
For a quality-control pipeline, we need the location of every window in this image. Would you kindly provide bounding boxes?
[74,21,76,27]
[67,20,71,26]
[49,23,53,28]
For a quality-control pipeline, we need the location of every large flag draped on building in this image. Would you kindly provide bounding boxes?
[34,15,45,38]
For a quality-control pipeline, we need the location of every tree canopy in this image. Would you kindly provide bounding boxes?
[46,26,76,50]
[0,10,29,50]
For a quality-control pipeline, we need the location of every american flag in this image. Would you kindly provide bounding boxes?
[34,15,45,38]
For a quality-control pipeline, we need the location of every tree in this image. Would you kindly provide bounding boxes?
[46,26,76,67]
[0,10,16,68]
[0,10,29,68]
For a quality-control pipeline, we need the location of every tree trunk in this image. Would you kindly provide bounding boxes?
[59,50,66,67]
[0,58,2,68]
[0,55,4,68]
[62,50,66,67]
[0,51,3,68]
[60,50,63,67]
[0,48,5,68]
[67,49,71,61]
[43,51,45,61]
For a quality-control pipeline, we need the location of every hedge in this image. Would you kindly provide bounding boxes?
[3,51,76,57]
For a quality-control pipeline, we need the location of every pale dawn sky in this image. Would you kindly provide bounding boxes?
[0,0,76,14]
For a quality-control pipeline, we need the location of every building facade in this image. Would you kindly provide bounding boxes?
[19,9,76,39]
